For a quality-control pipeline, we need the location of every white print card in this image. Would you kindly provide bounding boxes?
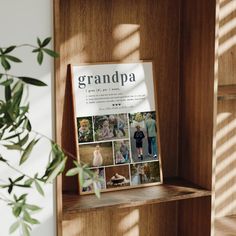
[73,62,155,117]
[71,62,163,195]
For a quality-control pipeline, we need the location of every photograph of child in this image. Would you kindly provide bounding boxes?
[94,113,129,141]
[77,117,94,143]
[114,140,130,164]
[133,124,145,160]
[81,168,106,193]
[105,165,130,189]
[130,161,160,185]
[79,142,114,167]
[129,111,159,162]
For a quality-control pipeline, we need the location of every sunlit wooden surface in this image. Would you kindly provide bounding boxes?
[63,178,211,218]
[215,215,236,236]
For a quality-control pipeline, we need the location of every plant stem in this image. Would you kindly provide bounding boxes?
[0,44,37,50]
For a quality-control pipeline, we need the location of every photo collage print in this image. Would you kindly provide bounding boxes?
[77,111,161,194]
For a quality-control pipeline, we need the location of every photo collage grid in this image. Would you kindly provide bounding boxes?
[77,111,161,194]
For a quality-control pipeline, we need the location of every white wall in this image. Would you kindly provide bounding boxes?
[0,1,55,235]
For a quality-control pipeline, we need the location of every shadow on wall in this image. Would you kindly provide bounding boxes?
[215,0,236,217]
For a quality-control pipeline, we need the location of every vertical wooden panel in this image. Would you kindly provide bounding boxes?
[215,0,236,218]
[218,0,236,86]
[179,0,216,189]
[215,100,236,217]
[178,197,212,236]
[63,203,177,236]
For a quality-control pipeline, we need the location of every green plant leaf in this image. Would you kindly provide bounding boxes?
[79,168,84,187]
[21,222,30,236]
[93,182,101,198]
[19,133,29,147]
[9,220,20,234]
[4,46,16,54]
[0,156,7,162]
[23,211,40,224]
[83,179,93,188]
[12,205,22,217]
[5,85,11,101]
[66,167,80,176]
[37,37,42,47]
[14,175,25,183]
[1,56,11,70]
[37,50,43,65]
[32,48,40,53]
[18,76,47,86]
[5,55,22,63]
[25,204,41,212]
[19,139,39,165]
[41,37,51,47]
[8,184,13,194]
[0,78,13,86]
[34,180,44,196]
[46,157,67,183]
[42,48,59,58]
[23,117,32,132]
[18,193,28,201]
[4,144,23,150]
[24,178,34,186]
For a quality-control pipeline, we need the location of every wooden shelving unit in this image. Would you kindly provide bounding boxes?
[54,0,218,235]
[63,178,211,217]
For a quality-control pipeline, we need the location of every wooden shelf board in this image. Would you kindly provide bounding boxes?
[62,178,211,219]
[215,215,236,236]
[218,85,236,100]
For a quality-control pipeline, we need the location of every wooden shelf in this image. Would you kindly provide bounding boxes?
[62,178,211,219]
[218,85,236,100]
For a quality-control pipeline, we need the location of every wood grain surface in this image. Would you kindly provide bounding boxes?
[179,0,216,190]
[218,85,236,100]
[215,215,236,236]
[214,0,236,221]
[178,197,212,236]
[63,178,211,218]
[62,202,177,236]
[218,0,236,86]
[216,99,236,217]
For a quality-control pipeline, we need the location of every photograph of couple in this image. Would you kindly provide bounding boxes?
[129,111,159,162]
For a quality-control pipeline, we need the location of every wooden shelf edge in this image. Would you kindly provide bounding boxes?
[62,178,211,220]
[218,84,236,100]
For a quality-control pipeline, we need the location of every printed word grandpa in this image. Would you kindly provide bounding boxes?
[78,71,136,89]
